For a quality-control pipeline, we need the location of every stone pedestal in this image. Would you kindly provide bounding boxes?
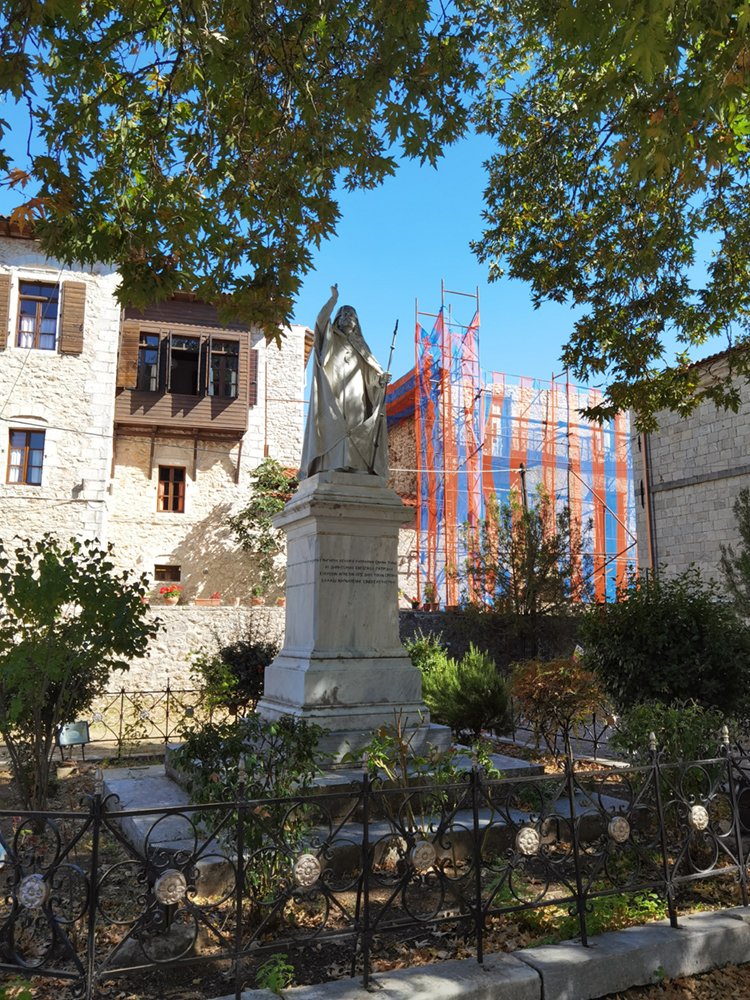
[257,472,449,758]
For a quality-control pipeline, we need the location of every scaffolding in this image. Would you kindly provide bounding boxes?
[390,283,636,606]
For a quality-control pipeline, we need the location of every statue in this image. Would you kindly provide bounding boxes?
[300,285,391,479]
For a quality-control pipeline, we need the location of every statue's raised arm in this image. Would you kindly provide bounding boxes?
[300,288,389,479]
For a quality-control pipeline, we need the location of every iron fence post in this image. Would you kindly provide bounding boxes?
[470,765,484,964]
[234,757,247,1000]
[651,733,678,928]
[164,682,171,746]
[723,727,749,908]
[85,785,102,1000]
[564,742,588,946]
[361,768,372,989]
[117,688,125,758]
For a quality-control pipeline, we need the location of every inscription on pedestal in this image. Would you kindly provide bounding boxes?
[319,557,397,584]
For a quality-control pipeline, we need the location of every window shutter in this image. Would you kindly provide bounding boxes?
[0,274,10,351]
[249,347,259,406]
[59,280,86,354]
[117,321,141,388]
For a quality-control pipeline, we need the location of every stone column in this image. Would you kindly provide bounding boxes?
[257,471,449,757]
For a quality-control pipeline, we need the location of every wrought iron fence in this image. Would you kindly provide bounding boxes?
[50,687,232,758]
[2,739,750,999]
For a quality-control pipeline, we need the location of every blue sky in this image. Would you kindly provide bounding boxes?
[292,132,586,384]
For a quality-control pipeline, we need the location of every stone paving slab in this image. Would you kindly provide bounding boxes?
[515,909,750,1000]
[215,952,540,1000]
[211,910,750,1000]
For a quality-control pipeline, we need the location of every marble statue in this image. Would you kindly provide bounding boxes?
[300,285,391,479]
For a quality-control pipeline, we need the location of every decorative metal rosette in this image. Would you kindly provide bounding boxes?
[92,711,104,723]
[515,825,541,857]
[608,816,631,844]
[409,840,436,873]
[17,873,49,910]
[154,869,188,906]
[293,853,321,889]
[688,804,710,831]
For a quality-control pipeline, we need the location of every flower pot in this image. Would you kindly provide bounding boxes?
[276,597,286,607]
[251,596,265,606]
[163,596,179,605]
[194,598,221,607]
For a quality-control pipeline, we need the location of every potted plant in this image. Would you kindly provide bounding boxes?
[423,581,438,611]
[194,591,222,607]
[276,595,286,607]
[250,585,266,606]
[159,584,182,605]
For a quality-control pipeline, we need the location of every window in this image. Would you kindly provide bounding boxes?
[7,429,45,485]
[209,340,239,398]
[137,332,160,390]
[158,465,186,512]
[154,564,181,582]
[127,328,243,398]
[17,282,59,350]
[170,336,200,394]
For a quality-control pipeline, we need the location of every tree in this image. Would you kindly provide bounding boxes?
[0,535,158,811]
[720,487,750,616]
[462,487,589,658]
[1,2,478,335]
[465,486,590,615]
[472,0,750,427]
[227,458,298,596]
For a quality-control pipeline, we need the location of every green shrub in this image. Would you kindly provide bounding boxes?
[611,701,728,762]
[404,629,449,673]
[192,637,279,714]
[173,714,323,804]
[419,643,511,740]
[511,656,605,755]
[579,568,750,716]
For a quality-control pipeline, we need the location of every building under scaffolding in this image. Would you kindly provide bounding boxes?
[385,285,636,606]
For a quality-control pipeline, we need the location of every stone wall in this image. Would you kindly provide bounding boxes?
[398,610,580,673]
[120,606,580,691]
[124,604,286,689]
[0,237,120,544]
[633,355,750,583]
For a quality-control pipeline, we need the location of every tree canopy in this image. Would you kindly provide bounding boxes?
[473,0,750,427]
[5,1,750,424]
[0,0,478,336]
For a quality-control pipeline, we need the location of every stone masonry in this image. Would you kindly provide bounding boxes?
[633,352,750,582]
[107,327,307,603]
[0,236,120,545]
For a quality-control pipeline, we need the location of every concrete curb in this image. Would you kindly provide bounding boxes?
[212,907,750,1000]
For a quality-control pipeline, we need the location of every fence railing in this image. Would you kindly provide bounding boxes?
[2,741,749,999]
[53,686,234,757]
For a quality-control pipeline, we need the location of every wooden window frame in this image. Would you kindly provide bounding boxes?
[7,429,45,485]
[209,339,240,398]
[154,564,181,582]
[157,465,186,513]
[16,282,59,350]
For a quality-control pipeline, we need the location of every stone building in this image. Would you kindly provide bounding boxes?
[107,298,309,601]
[634,349,750,582]
[0,220,120,545]
[0,224,310,603]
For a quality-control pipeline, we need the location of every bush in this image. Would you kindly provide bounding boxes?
[416,642,511,740]
[173,714,324,805]
[611,701,728,762]
[192,637,279,714]
[511,656,604,754]
[404,629,449,673]
[579,568,750,716]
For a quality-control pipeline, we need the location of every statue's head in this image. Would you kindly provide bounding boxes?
[334,305,358,336]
